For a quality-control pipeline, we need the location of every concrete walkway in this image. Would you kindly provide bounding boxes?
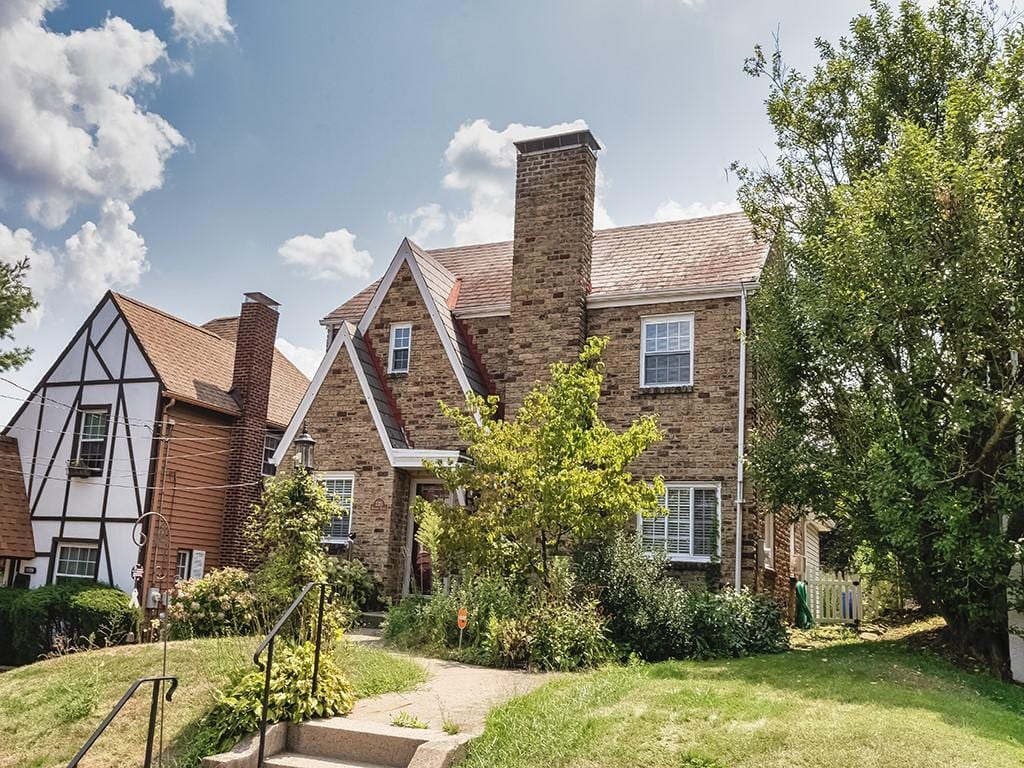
[347,631,555,736]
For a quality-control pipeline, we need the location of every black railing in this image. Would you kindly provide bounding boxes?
[252,581,332,767]
[66,675,178,768]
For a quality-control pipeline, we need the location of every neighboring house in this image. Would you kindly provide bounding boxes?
[0,436,34,586]
[2,291,308,606]
[275,127,821,597]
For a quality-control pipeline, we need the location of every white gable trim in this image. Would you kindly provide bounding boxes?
[357,239,475,399]
[272,323,399,467]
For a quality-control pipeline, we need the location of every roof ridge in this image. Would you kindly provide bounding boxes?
[593,210,748,235]
[112,293,231,344]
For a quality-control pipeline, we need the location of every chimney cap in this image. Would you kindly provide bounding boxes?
[243,291,280,310]
[514,129,601,157]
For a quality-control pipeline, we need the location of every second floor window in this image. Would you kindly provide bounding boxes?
[320,474,354,542]
[641,314,693,387]
[389,324,411,374]
[74,408,110,474]
[262,432,281,477]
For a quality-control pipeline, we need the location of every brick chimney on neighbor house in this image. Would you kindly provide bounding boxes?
[505,129,600,413]
[220,291,279,568]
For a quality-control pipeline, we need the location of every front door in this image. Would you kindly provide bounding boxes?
[407,482,446,595]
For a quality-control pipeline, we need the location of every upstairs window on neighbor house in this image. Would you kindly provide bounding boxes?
[641,315,693,387]
[320,474,354,542]
[73,408,110,474]
[389,324,412,374]
[639,484,718,562]
[262,432,282,477]
[55,543,99,582]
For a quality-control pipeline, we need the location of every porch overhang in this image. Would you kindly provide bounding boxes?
[390,449,462,469]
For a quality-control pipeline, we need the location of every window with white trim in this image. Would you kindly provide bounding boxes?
[640,315,693,387]
[639,484,718,562]
[764,512,775,570]
[388,324,411,374]
[320,474,354,542]
[262,432,281,477]
[176,550,192,581]
[55,543,99,581]
[74,408,110,473]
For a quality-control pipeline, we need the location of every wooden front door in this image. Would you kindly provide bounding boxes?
[409,482,446,595]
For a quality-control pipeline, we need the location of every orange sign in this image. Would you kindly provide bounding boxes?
[457,607,468,630]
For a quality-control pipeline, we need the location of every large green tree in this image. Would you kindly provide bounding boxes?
[415,337,666,582]
[0,259,35,372]
[738,0,1024,676]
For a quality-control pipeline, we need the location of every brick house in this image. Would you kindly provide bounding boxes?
[274,128,817,599]
[2,291,308,607]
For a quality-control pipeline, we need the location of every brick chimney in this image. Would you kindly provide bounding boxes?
[220,291,279,568]
[505,129,600,413]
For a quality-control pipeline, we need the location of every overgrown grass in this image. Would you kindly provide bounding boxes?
[464,634,1024,768]
[0,637,425,768]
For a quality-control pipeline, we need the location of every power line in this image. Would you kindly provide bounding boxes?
[0,465,268,492]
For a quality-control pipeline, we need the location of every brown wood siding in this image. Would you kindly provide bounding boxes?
[144,401,233,593]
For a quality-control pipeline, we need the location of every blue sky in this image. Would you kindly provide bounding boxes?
[0,0,876,421]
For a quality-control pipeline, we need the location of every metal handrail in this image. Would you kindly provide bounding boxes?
[67,675,178,768]
[253,581,332,767]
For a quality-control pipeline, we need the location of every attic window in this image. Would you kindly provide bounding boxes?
[389,324,411,374]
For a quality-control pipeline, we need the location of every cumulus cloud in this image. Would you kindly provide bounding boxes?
[0,221,61,325]
[278,227,373,280]
[388,203,447,245]
[652,199,741,222]
[275,338,322,379]
[65,199,149,301]
[161,0,234,45]
[0,1,186,228]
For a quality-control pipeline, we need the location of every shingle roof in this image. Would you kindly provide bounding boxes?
[0,436,34,559]
[350,329,408,449]
[323,213,767,325]
[111,294,309,428]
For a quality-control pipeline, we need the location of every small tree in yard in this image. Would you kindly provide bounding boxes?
[415,336,666,582]
[737,0,1024,676]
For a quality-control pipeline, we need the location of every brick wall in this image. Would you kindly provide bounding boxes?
[461,314,510,400]
[365,262,468,450]
[505,138,596,412]
[221,296,278,568]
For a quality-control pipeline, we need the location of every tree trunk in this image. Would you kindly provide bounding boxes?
[940,598,1012,681]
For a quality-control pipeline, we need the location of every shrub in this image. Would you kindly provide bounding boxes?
[575,534,788,660]
[167,568,264,639]
[0,583,137,665]
[183,642,355,765]
[327,557,383,613]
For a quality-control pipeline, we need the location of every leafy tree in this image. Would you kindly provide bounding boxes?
[0,259,36,372]
[737,0,1024,676]
[415,337,666,582]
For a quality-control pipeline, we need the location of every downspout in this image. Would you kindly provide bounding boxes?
[735,283,749,590]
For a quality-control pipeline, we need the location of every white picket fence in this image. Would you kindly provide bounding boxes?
[805,575,863,624]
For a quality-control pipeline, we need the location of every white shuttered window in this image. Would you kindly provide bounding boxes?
[320,474,354,542]
[640,484,719,562]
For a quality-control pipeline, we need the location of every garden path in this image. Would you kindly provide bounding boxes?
[347,630,556,735]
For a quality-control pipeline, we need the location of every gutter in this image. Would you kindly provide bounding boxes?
[735,283,749,590]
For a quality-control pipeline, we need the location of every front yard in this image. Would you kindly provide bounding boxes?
[463,622,1024,768]
[0,636,426,768]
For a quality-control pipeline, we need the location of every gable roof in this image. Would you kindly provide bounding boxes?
[272,321,459,469]
[0,436,34,560]
[323,212,768,325]
[111,294,309,428]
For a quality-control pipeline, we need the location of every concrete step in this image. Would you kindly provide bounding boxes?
[288,718,446,768]
[265,753,390,768]
[359,611,386,629]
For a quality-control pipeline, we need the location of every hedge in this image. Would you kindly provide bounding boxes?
[0,583,138,665]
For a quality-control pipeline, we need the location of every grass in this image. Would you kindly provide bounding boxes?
[463,624,1024,768]
[0,636,426,768]
[390,711,429,729]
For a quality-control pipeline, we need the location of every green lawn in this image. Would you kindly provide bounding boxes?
[464,629,1024,768]
[0,637,426,768]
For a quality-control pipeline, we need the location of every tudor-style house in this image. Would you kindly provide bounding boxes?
[1,291,308,605]
[275,127,820,601]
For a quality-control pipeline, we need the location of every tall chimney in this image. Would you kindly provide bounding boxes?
[221,291,280,568]
[505,129,600,413]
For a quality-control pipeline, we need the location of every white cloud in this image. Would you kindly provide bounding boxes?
[0,221,61,325]
[0,2,186,228]
[652,199,741,222]
[65,199,149,301]
[278,227,372,280]
[275,338,321,379]
[161,0,234,45]
[388,203,447,245]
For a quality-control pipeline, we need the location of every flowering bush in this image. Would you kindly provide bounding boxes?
[167,568,265,639]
